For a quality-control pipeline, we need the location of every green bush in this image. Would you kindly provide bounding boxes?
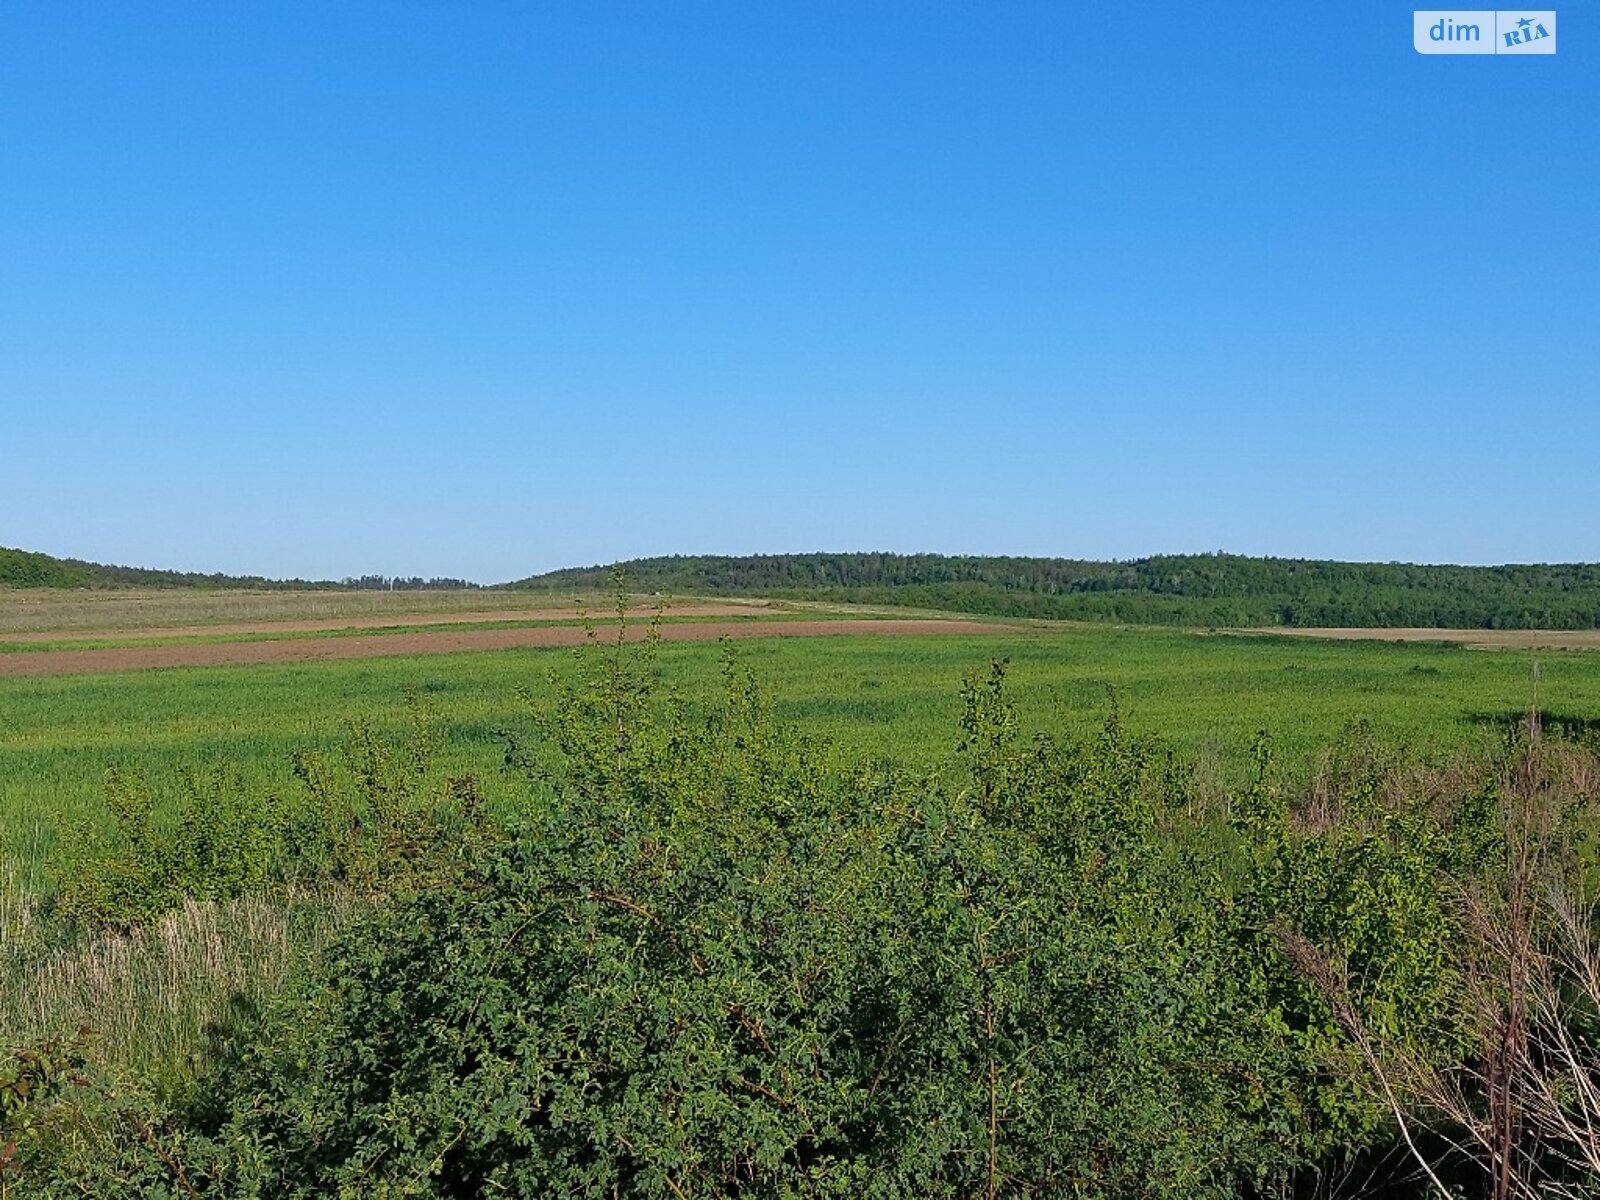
[0,1029,212,1199]
[49,764,277,931]
[197,657,1296,1198]
[50,692,479,931]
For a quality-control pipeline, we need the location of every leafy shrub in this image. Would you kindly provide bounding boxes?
[1263,721,1600,1197]
[51,692,481,931]
[50,764,278,931]
[201,655,1297,1198]
[1,1029,214,1199]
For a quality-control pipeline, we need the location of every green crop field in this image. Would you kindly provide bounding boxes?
[8,613,1600,1195]
[7,601,1600,1196]
[5,623,1597,877]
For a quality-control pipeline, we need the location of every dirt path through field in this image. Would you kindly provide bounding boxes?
[0,619,1015,678]
[1243,627,1600,651]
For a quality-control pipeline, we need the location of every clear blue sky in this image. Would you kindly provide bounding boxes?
[3,4,1595,583]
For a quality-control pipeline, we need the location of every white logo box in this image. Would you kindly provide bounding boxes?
[1414,10,1556,54]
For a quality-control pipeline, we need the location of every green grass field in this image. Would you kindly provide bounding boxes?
[6,615,1600,1195]
[5,623,1597,877]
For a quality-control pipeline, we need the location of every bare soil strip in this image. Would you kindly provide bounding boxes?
[1243,627,1600,651]
[0,588,565,634]
[0,619,1014,678]
[0,602,776,644]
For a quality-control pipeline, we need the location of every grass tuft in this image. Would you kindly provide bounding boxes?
[1,886,354,1097]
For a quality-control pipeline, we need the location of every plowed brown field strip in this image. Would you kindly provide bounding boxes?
[0,619,1014,678]
[0,602,771,644]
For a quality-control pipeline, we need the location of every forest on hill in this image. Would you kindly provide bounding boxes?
[11,544,1600,629]
[510,552,1600,629]
[0,546,477,592]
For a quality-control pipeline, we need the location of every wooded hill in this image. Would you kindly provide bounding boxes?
[509,552,1600,629]
[11,542,1600,628]
[0,546,477,592]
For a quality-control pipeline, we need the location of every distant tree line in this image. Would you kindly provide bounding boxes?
[508,552,1600,629]
[0,547,478,592]
[339,575,482,591]
[12,542,1600,627]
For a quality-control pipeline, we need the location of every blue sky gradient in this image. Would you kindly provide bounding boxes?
[3,4,1595,582]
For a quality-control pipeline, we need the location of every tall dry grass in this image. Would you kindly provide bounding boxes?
[1,869,354,1094]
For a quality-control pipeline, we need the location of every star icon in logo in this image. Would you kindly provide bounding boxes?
[1517,15,1533,28]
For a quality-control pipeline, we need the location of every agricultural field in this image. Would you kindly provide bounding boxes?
[0,584,552,633]
[7,586,1600,1197]
[4,589,1599,873]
